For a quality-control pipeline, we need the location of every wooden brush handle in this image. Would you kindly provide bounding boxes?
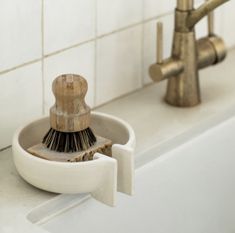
[50,74,91,132]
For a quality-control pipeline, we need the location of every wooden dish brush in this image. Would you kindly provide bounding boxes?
[28,74,112,162]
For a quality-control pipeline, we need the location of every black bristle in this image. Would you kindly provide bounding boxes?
[42,128,97,153]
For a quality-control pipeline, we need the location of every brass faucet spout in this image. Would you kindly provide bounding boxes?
[187,0,229,28]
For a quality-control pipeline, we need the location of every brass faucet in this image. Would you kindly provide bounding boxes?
[149,0,230,107]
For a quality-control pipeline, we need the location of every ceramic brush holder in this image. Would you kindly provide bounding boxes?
[12,112,136,206]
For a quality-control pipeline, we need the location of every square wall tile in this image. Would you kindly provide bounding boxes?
[144,0,174,20]
[97,0,143,36]
[0,62,42,149]
[96,26,142,105]
[0,0,41,71]
[143,14,174,84]
[44,42,95,113]
[44,0,95,54]
[222,0,235,48]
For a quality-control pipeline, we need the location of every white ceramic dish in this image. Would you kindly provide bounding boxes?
[12,112,136,206]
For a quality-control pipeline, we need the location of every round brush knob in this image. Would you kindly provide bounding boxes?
[50,74,91,132]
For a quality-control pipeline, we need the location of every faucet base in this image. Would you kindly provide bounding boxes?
[165,91,201,108]
[164,31,201,107]
[164,78,201,107]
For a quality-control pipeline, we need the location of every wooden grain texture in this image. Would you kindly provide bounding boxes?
[28,136,112,162]
[50,74,91,132]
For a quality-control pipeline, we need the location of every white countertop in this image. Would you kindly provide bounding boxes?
[1,48,235,233]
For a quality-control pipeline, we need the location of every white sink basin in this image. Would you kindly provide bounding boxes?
[29,114,235,233]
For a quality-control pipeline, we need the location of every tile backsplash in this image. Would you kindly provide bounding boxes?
[0,0,235,149]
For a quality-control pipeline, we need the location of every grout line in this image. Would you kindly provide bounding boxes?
[0,9,234,82]
[140,0,145,87]
[92,86,143,110]
[92,78,164,110]
[43,38,95,59]
[0,58,42,76]
[94,10,173,41]
[93,0,98,106]
[41,0,45,115]
[96,21,143,40]
[0,145,12,153]
[0,11,174,78]
[143,11,173,24]
[42,20,147,59]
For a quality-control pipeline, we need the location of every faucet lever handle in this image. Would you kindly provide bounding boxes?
[207,0,214,36]
[157,22,163,64]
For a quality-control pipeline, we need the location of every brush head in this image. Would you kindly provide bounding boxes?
[42,127,97,153]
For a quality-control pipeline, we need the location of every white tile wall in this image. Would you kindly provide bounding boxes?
[97,0,143,36]
[221,0,235,48]
[143,0,174,20]
[0,62,42,149]
[0,0,235,149]
[44,0,95,54]
[0,0,41,71]
[44,42,95,112]
[96,26,142,105]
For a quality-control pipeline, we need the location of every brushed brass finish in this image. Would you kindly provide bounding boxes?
[208,36,227,62]
[188,0,229,28]
[197,37,217,69]
[149,0,229,107]
[149,58,184,82]
[157,22,163,64]
[177,0,193,10]
[208,10,214,36]
[197,36,226,69]
[166,31,200,107]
